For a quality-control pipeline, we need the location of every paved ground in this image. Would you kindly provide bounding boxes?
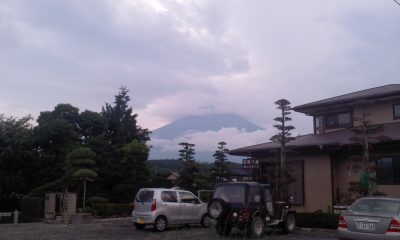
[0,218,338,240]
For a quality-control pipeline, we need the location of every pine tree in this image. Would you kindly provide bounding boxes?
[268,99,296,201]
[177,142,199,192]
[212,142,231,182]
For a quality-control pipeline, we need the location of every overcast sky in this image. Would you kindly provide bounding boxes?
[1,1,400,154]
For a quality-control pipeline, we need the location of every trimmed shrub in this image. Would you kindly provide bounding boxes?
[90,204,133,217]
[295,212,340,229]
[21,198,44,219]
[84,206,95,215]
[85,197,109,207]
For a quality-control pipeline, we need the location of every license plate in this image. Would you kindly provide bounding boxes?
[359,222,373,230]
[138,218,145,224]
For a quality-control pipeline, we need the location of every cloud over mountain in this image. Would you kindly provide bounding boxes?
[148,113,277,162]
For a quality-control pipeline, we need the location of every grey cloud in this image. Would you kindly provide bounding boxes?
[1,0,399,138]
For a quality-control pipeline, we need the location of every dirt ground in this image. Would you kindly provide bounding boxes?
[0,217,338,240]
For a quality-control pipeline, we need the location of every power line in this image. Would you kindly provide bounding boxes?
[395,0,400,6]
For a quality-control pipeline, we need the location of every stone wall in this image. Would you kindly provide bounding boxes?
[44,192,76,223]
[63,192,76,224]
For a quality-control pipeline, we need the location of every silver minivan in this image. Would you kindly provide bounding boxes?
[132,187,211,231]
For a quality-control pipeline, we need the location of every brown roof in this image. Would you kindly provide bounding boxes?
[166,172,180,180]
[293,84,400,114]
[229,122,400,156]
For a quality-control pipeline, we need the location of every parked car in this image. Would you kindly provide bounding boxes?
[132,187,211,231]
[338,196,400,240]
[207,182,296,238]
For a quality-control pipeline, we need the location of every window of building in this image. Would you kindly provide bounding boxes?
[394,104,400,119]
[376,157,400,184]
[326,112,351,127]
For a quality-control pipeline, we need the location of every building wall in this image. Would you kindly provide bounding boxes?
[331,154,359,204]
[353,99,400,126]
[377,185,400,196]
[292,152,332,212]
[332,148,400,205]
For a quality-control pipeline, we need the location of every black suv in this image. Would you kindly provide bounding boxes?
[207,182,296,238]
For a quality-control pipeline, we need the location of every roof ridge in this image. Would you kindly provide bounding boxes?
[294,84,400,109]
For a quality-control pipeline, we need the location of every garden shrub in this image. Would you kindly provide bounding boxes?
[295,212,340,229]
[90,204,133,217]
[85,197,109,207]
[84,206,95,215]
[21,198,44,219]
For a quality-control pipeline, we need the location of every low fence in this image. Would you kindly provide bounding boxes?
[0,211,19,224]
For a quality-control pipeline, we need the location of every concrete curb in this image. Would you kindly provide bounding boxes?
[296,227,337,233]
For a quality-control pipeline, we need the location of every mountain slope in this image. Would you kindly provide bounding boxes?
[149,113,264,162]
[151,113,264,140]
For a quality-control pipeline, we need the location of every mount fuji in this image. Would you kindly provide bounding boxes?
[148,113,264,162]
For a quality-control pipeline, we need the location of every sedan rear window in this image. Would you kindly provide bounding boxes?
[136,190,154,202]
[350,199,400,215]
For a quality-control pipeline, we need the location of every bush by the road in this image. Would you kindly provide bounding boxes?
[21,197,44,219]
[86,204,133,217]
[85,197,109,207]
[295,212,339,229]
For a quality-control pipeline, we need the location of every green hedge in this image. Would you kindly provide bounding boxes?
[86,204,133,217]
[85,197,109,207]
[21,198,44,219]
[295,212,340,229]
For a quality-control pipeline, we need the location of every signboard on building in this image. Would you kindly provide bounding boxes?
[243,158,260,169]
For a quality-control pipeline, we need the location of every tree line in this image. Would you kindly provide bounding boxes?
[0,87,151,211]
[0,86,242,211]
[2,92,381,211]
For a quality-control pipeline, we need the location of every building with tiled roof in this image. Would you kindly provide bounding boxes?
[229,84,400,211]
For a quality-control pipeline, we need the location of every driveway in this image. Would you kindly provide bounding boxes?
[0,218,338,240]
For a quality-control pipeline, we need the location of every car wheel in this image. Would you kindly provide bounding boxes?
[216,219,231,236]
[134,222,146,230]
[200,214,211,228]
[282,214,295,234]
[247,216,265,238]
[153,216,167,232]
[208,198,228,220]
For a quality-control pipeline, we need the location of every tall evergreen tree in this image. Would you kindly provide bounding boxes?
[178,142,195,162]
[177,142,200,192]
[113,141,151,203]
[212,142,231,182]
[269,99,296,201]
[101,86,150,145]
[97,86,151,200]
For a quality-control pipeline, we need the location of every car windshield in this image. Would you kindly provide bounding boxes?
[349,199,400,215]
[214,185,245,203]
[136,190,154,202]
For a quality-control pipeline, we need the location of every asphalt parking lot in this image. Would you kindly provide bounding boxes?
[0,218,338,240]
